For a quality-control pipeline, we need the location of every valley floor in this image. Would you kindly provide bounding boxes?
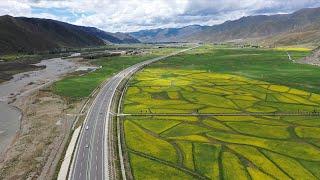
[121,45,320,179]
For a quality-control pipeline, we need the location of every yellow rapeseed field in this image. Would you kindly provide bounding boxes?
[123,68,320,179]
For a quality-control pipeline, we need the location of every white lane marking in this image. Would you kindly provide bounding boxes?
[87,86,110,179]
[70,85,101,180]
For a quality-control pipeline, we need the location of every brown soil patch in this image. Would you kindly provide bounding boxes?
[299,46,320,66]
[0,90,80,180]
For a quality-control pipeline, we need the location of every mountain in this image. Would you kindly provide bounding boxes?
[260,23,320,47]
[109,32,141,43]
[189,7,320,43]
[0,15,104,54]
[0,16,139,54]
[79,27,140,44]
[130,7,320,46]
[130,25,207,42]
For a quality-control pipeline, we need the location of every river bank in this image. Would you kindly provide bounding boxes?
[0,56,83,163]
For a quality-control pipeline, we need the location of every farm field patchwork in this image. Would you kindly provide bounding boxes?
[123,67,320,179]
[124,69,320,115]
[149,45,320,94]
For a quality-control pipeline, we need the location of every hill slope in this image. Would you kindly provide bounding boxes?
[131,7,320,46]
[109,32,141,44]
[299,46,320,66]
[0,15,105,54]
[130,25,206,42]
[0,16,140,54]
[79,27,140,44]
[190,7,320,43]
[260,23,320,47]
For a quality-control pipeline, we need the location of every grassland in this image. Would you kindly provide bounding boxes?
[52,47,182,100]
[123,45,320,179]
[150,45,320,94]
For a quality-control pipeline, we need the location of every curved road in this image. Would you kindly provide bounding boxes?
[69,46,196,180]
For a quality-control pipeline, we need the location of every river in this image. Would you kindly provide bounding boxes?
[0,58,79,156]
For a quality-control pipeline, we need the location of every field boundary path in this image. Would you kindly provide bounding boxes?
[118,112,320,117]
[68,45,198,180]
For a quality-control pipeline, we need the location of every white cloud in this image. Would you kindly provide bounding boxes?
[0,0,319,32]
[0,0,31,17]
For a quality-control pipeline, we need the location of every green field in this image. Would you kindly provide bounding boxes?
[123,45,320,179]
[52,47,182,100]
[150,45,319,94]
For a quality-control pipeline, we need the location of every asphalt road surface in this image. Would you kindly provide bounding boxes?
[69,46,196,180]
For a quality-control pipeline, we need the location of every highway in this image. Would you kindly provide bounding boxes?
[69,46,196,180]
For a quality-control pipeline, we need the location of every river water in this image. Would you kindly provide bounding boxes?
[0,58,77,102]
[0,102,21,156]
[0,58,78,156]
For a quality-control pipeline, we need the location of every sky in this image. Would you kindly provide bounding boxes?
[1,0,320,32]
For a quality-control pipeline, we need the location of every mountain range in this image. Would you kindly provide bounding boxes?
[130,7,320,47]
[79,26,140,44]
[0,7,319,55]
[0,15,139,54]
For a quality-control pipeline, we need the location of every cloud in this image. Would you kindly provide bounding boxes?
[0,0,31,17]
[0,0,319,32]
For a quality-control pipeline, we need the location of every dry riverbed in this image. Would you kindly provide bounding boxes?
[0,57,87,179]
[0,89,86,179]
[0,58,79,102]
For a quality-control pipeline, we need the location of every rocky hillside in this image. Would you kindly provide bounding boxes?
[299,46,320,66]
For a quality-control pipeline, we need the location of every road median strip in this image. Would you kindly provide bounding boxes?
[57,127,81,180]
